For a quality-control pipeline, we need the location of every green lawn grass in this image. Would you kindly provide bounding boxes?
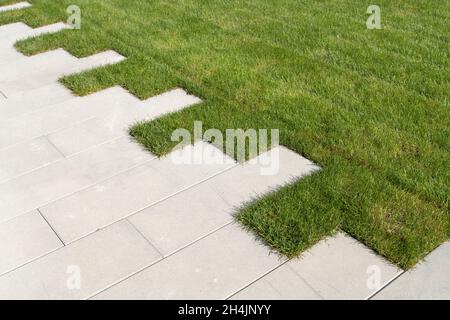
[1,0,448,269]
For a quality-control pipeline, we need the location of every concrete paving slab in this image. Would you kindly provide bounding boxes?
[0,23,68,63]
[0,210,62,276]
[47,117,123,157]
[5,22,68,43]
[230,263,323,300]
[210,146,320,207]
[373,241,450,300]
[0,49,75,81]
[0,50,125,97]
[0,46,23,64]
[129,146,320,257]
[0,22,67,44]
[0,2,31,13]
[232,233,402,300]
[40,142,235,244]
[0,221,161,299]
[0,49,123,79]
[47,88,201,156]
[0,22,30,38]
[0,137,150,223]
[128,182,233,257]
[0,86,135,150]
[0,83,74,119]
[146,142,237,186]
[93,223,284,300]
[0,136,63,183]
[41,163,179,244]
[286,233,402,299]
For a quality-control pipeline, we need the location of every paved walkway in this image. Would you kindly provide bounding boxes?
[373,241,450,300]
[0,3,446,300]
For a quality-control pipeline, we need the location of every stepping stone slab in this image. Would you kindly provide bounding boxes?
[93,223,284,300]
[0,136,63,183]
[0,22,30,38]
[0,2,31,13]
[0,22,68,44]
[208,146,320,207]
[0,86,134,150]
[128,182,233,257]
[0,137,151,223]
[0,221,161,299]
[373,241,450,300]
[0,210,62,276]
[0,23,69,64]
[40,142,236,244]
[47,88,201,156]
[0,87,198,181]
[129,146,319,257]
[0,83,74,120]
[0,50,124,97]
[0,49,76,81]
[230,233,402,300]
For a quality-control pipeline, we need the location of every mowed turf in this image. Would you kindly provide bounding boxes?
[1,0,448,269]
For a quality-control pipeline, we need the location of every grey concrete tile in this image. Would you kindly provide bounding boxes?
[5,22,68,43]
[284,233,402,300]
[0,2,31,13]
[373,241,450,300]
[0,50,124,97]
[0,83,74,120]
[0,137,150,222]
[0,22,30,38]
[210,146,320,207]
[0,221,161,299]
[147,142,236,186]
[0,137,63,183]
[47,88,201,156]
[93,223,284,300]
[47,117,123,157]
[0,210,62,276]
[230,233,403,300]
[0,49,74,81]
[40,142,235,244]
[128,145,319,257]
[40,163,177,244]
[0,23,68,63]
[230,263,323,300]
[129,182,232,256]
[0,86,135,149]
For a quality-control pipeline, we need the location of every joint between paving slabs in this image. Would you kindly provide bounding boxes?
[366,270,405,300]
[225,259,291,300]
[125,218,165,258]
[36,208,66,247]
[61,161,241,247]
[86,221,237,300]
[44,135,68,158]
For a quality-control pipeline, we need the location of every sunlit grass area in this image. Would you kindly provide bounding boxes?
[1,0,448,269]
